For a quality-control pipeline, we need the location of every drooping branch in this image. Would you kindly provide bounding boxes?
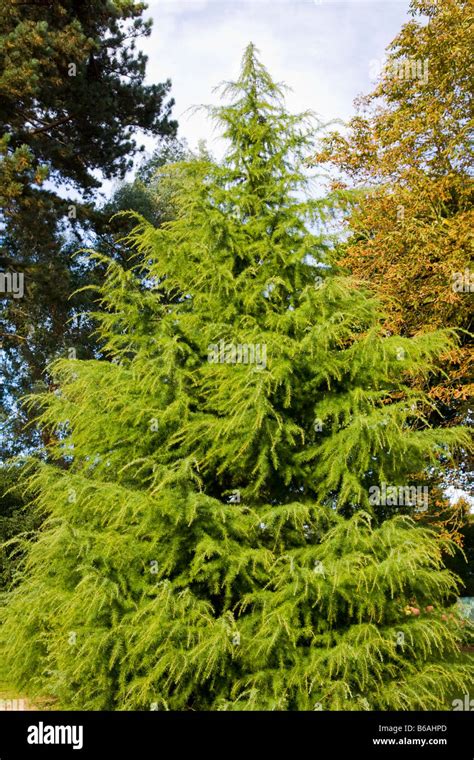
[28,115,73,135]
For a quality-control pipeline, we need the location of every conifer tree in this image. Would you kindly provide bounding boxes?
[1,44,472,711]
[0,0,177,457]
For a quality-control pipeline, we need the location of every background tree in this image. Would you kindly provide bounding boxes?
[0,465,39,599]
[1,45,472,710]
[0,0,177,457]
[315,0,473,430]
[314,0,473,576]
[95,136,190,262]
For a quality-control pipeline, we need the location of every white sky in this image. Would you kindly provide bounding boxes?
[70,0,414,202]
[134,0,412,162]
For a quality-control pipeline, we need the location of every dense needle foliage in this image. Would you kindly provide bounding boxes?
[1,45,472,711]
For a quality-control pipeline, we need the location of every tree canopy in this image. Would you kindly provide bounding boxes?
[1,44,471,711]
[0,0,177,456]
[315,0,473,430]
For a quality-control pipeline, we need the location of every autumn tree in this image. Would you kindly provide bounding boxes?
[315,0,473,431]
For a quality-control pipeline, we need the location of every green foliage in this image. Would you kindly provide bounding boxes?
[96,136,191,258]
[445,515,474,598]
[0,0,176,192]
[0,465,39,594]
[0,0,177,457]
[1,44,472,710]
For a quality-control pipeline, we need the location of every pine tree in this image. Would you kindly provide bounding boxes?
[1,44,472,711]
[0,0,177,457]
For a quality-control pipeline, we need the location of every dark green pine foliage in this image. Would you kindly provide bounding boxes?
[1,45,472,710]
[0,0,177,457]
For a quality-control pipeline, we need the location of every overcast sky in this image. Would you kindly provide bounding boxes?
[135,0,412,161]
[97,0,414,197]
